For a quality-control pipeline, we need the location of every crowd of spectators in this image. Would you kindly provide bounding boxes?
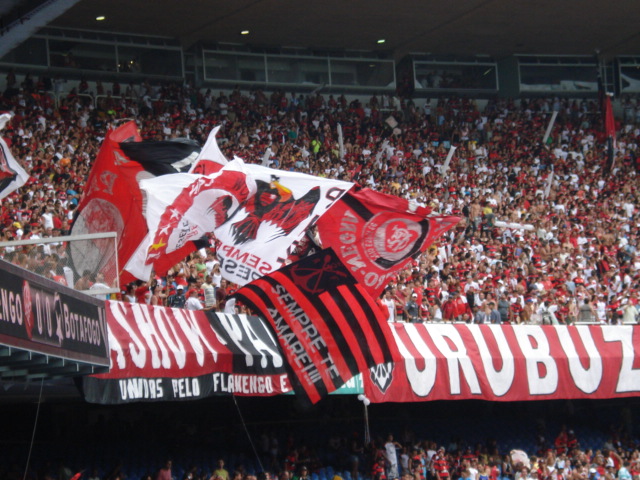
[0,72,639,325]
[9,423,640,480]
[366,427,640,480]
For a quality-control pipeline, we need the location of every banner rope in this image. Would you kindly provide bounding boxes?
[232,395,266,473]
[23,378,44,480]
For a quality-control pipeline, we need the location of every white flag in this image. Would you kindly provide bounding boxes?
[214,164,353,286]
[188,125,229,175]
[125,158,256,280]
[0,114,29,200]
[440,146,457,177]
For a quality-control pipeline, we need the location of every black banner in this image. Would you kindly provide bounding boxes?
[82,304,290,404]
[0,259,108,366]
[83,370,291,403]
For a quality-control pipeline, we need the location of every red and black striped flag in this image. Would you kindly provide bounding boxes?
[235,248,396,405]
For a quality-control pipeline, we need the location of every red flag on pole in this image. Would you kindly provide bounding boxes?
[315,187,460,298]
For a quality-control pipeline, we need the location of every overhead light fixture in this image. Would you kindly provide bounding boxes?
[95,15,106,21]
[377,39,385,44]
[240,30,250,35]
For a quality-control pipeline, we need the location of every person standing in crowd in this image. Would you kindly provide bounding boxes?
[383,435,402,479]
[380,288,396,322]
[578,297,596,323]
[202,274,217,310]
[156,460,173,480]
[497,295,510,323]
[185,289,204,310]
[405,293,420,323]
[216,279,229,310]
[213,459,229,480]
[167,285,187,308]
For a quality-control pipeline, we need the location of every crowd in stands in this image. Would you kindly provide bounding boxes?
[367,427,640,480]
[0,72,639,324]
[7,420,640,480]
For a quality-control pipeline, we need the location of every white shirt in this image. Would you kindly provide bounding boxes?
[185,296,203,311]
[384,442,398,466]
[382,297,395,322]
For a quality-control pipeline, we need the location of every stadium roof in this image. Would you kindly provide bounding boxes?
[47,0,640,59]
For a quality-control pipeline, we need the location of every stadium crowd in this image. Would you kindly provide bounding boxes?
[8,422,640,480]
[0,73,639,325]
[366,427,640,480]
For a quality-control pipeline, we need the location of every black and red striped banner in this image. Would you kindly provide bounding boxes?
[235,248,395,405]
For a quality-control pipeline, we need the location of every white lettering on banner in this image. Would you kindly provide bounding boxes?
[0,288,23,325]
[280,374,289,392]
[99,170,117,195]
[109,302,147,369]
[153,307,187,368]
[118,378,164,400]
[267,304,323,385]
[556,326,602,394]
[236,314,283,368]
[396,325,437,396]
[218,313,255,366]
[107,303,222,372]
[107,323,123,370]
[173,309,220,366]
[367,324,640,402]
[466,325,514,396]
[602,326,640,393]
[513,326,558,395]
[226,315,284,368]
[337,210,395,290]
[211,372,283,394]
[172,378,201,398]
[217,313,282,369]
[131,304,168,369]
[426,324,481,395]
[267,283,340,383]
[60,301,102,345]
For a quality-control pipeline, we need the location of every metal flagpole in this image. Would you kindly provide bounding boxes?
[542,111,558,145]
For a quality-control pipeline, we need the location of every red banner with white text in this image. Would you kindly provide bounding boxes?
[82,301,291,403]
[364,323,640,403]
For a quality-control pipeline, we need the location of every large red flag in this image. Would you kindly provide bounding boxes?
[72,122,197,285]
[604,94,616,139]
[315,187,460,298]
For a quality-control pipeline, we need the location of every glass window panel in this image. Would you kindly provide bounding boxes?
[330,59,394,88]
[203,52,266,82]
[0,37,47,66]
[48,40,116,71]
[519,65,597,92]
[266,57,329,85]
[118,46,182,77]
[620,65,640,93]
[414,63,497,90]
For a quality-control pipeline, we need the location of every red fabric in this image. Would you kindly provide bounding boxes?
[316,186,459,298]
[75,121,197,283]
[364,323,640,403]
[604,95,616,138]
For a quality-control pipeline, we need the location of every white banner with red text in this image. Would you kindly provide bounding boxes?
[364,323,640,402]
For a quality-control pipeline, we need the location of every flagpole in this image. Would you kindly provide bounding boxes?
[542,111,558,145]
[357,394,371,445]
[440,146,456,177]
[337,123,345,161]
[544,165,554,199]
